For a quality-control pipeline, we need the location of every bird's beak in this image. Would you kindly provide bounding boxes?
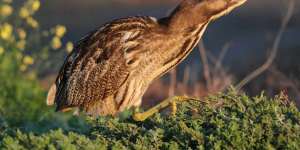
[209,0,247,21]
[229,0,247,8]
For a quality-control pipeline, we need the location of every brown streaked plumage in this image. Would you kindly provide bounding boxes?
[47,0,247,117]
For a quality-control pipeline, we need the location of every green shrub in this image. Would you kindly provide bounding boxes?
[0,51,88,133]
[1,90,300,149]
[0,0,87,134]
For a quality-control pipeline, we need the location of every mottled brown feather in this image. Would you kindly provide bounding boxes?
[52,16,157,113]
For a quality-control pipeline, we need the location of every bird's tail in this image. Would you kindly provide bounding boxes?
[46,84,57,106]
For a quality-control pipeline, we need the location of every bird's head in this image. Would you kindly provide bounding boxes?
[168,0,247,30]
[191,0,247,20]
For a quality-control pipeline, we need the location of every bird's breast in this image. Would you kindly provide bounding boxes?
[139,23,209,82]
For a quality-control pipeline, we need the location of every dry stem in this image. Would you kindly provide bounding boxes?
[235,0,295,91]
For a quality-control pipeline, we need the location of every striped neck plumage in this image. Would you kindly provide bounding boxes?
[166,0,247,32]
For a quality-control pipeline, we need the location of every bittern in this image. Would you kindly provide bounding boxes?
[47,0,247,121]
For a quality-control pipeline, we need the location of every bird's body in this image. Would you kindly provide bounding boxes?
[47,0,247,117]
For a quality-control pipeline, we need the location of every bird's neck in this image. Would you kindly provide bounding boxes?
[164,4,209,32]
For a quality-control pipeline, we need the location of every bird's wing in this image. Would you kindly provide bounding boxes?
[48,16,158,110]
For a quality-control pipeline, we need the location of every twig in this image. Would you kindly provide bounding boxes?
[205,42,231,71]
[198,41,212,91]
[235,0,295,91]
[169,69,177,96]
[269,67,300,98]
[215,42,231,71]
[183,66,191,94]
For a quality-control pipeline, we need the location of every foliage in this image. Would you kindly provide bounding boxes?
[0,0,86,134]
[0,62,89,133]
[0,0,72,74]
[1,90,300,149]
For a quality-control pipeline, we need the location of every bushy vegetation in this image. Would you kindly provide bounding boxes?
[0,0,300,149]
[0,0,87,133]
[1,90,300,149]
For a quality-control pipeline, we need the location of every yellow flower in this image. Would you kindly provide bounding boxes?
[15,52,22,60]
[19,7,30,18]
[23,55,34,65]
[27,72,37,80]
[0,5,13,17]
[16,40,26,50]
[20,64,27,71]
[55,25,66,38]
[17,28,27,39]
[26,17,39,28]
[0,47,4,55]
[0,23,13,40]
[31,0,40,11]
[65,42,73,53]
[51,37,62,50]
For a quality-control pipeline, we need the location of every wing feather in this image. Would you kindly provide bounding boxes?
[49,16,157,111]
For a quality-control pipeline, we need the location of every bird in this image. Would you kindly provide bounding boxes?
[47,0,247,121]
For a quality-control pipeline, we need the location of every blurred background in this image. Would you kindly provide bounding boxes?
[0,0,299,131]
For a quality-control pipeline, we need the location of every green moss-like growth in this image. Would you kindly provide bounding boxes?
[1,90,300,150]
